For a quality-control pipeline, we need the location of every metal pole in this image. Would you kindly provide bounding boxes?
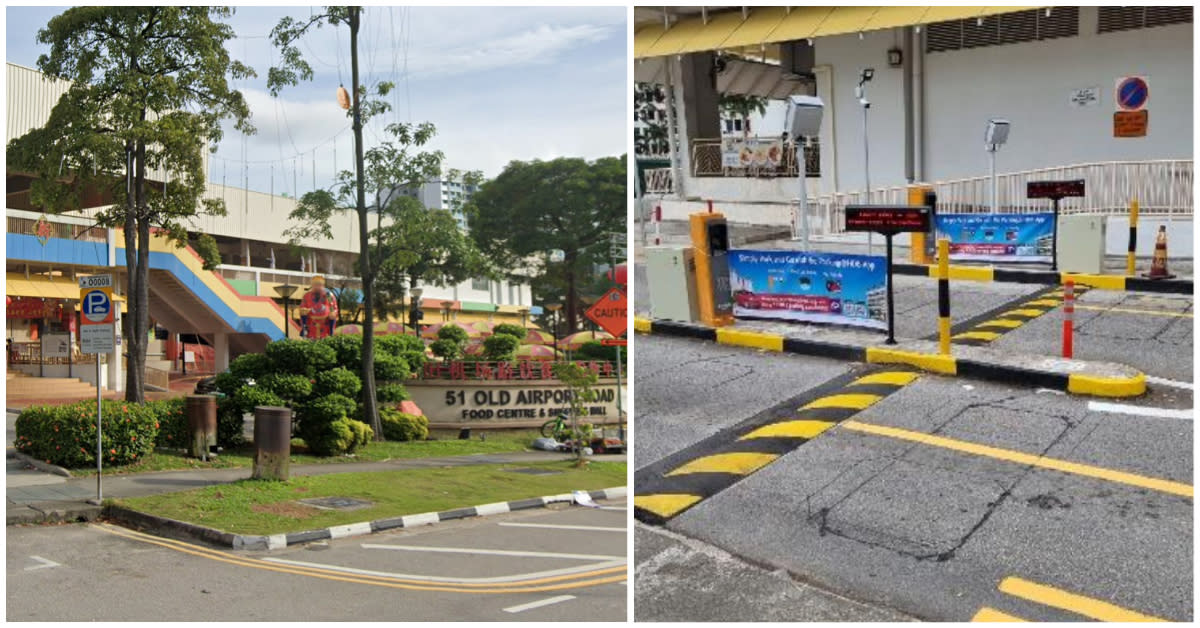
[614,345,624,443]
[1051,197,1060,271]
[94,358,102,503]
[862,101,873,256]
[796,142,810,249]
[937,238,951,355]
[1062,279,1075,358]
[989,147,998,213]
[1126,199,1139,276]
[885,234,896,345]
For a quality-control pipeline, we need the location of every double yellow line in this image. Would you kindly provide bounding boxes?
[95,523,625,594]
[974,576,1168,622]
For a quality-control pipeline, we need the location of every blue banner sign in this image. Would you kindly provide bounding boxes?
[727,250,888,330]
[934,213,1055,262]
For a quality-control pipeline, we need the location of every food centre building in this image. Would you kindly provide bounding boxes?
[6,62,539,392]
[634,6,1192,255]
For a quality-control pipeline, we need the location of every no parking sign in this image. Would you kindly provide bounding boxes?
[1115,76,1149,111]
[78,274,114,354]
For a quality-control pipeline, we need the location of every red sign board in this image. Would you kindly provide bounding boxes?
[600,339,628,346]
[845,205,931,234]
[585,287,628,338]
[1027,180,1086,200]
[6,298,62,319]
[1113,111,1148,138]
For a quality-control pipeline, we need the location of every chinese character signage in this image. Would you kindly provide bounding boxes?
[934,213,1055,262]
[727,250,888,330]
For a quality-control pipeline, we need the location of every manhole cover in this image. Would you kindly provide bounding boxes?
[297,496,374,511]
[506,468,563,476]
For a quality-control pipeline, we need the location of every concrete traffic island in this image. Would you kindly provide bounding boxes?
[636,316,1148,398]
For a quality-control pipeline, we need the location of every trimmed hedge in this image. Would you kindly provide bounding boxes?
[319,334,362,371]
[373,353,410,381]
[492,323,527,340]
[266,339,336,376]
[314,367,361,399]
[14,400,158,468]
[376,382,411,403]
[151,398,189,448]
[259,373,314,402]
[482,333,520,361]
[380,408,429,442]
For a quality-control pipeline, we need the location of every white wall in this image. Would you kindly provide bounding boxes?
[924,8,1192,183]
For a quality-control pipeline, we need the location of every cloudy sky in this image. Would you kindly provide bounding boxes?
[6,5,628,196]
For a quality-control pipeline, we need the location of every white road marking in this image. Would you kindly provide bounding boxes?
[498,522,626,532]
[261,557,626,584]
[1088,401,1193,420]
[1036,388,1066,395]
[359,544,624,561]
[24,556,60,571]
[1145,375,1194,391]
[503,595,576,613]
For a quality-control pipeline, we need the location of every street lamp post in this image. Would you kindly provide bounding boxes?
[409,287,423,339]
[856,67,875,255]
[546,303,562,361]
[273,282,299,339]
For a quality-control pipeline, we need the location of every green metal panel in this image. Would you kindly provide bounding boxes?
[226,278,257,297]
[459,301,497,312]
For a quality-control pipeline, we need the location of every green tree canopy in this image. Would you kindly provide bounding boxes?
[466,156,625,333]
[7,6,255,402]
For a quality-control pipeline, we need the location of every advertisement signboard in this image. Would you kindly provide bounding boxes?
[720,138,785,169]
[728,250,888,330]
[935,213,1056,262]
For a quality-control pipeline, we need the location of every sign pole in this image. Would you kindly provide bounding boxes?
[613,344,624,442]
[885,233,896,345]
[79,273,114,506]
[1051,197,1060,272]
[95,358,102,503]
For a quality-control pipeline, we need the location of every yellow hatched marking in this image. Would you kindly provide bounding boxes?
[975,319,1023,329]
[1001,308,1047,318]
[801,393,882,411]
[842,421,1193,498]
[634,494,702,518]
[851,371,919,387]
[999,577,1167,622]
[1025,299,1061,307]
[666,452,779,477]
[972,607,1028,622]
[953,331,1002,341]
[741,420,835,440]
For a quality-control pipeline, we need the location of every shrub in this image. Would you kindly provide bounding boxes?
[430,338,462,361]
[212,370,243,395]
[229,352,273,382]
[380,409,429,442]
[314,367,362,399]
[266,338,336,376]
[577,340,627,364]
[347,419,374,450]
[301,417,356,457]
[373,353,410,381]
[319,333,362,371]
[150,398,189,448]
[437,324,470,345]
[376,383,411,403]
[377,333,424,356]
[217,396,247,447]
[492,323,527,340]
[299,393,357,425]
[14,400,158,468]
[397,349,427,374]
[232,386,285,415]
[482,333,521,361]
[258,373,313,402]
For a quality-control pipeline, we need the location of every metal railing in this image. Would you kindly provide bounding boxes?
[421,360,620,381]
[691,137,821,178]
[145,365,170,390]
[813,160,1193,235]
[644,168,675,195]
[9,342,103,365]
[7,216,107,242]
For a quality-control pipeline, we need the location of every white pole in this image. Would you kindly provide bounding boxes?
[796,142,810,249]
[989,147,998,213]
[862,101,873,255]
[94,358,102,503]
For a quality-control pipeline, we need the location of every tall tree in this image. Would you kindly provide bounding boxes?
[467,157,625,333]
[281,121,445,437]
[719,93,769,137]
[7,7,254,402]
[269,6,396,433]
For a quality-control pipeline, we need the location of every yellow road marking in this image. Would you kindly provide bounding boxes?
[841,421,1193,498]
[801,393,883,411]
[851,371,920,387]
[975,319,1023,329]
[1025,299,1061,307]
[999,577,1167,622]
[1002,308,1047,318]
[740,420,835,440]
[716,328,784,352]
[1075,305,1193,318]
[634,494,702,518]
[666,452,778,476]
[1062,273,1125,291]
[866,347,957,375]
[95,524,625,594]
[953,331,1002,341]
[972,607,1028,622]
[634,317,652,333]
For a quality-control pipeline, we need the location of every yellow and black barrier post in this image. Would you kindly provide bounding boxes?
[690,207,735,327]
[937,238,951,355]
[1126,199,1139,276]
[908,185,935,264]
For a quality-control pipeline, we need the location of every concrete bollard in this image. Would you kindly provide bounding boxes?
[185,395,217,461]
[253,406,292,481]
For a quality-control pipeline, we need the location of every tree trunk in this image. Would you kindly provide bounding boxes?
[564,252,578,335]
[349,8,382,439]
[122,142,143,402]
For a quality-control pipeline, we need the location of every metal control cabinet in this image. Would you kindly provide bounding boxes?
[1057,215,1106,274]
[645,246,699,322]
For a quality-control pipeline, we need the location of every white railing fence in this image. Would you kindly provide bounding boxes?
[812,160,1192,236]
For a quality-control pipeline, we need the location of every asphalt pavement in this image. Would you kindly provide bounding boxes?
[633,335,1192,621]
[6,495,627,621]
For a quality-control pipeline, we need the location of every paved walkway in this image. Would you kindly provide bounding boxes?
[7,451,626,525]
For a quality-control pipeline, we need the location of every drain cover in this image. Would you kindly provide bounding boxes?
[298,496,374,511]
[506,468,562,476]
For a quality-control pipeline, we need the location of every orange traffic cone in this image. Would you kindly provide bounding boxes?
[1144,225,1175,279]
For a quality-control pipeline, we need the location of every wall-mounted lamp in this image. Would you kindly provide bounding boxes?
[887,48,903,68]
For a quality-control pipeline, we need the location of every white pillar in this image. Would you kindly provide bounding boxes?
[108,290,124,392]
[240,239,251,266]
[213,332,230,372]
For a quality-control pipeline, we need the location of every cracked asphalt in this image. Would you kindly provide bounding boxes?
[633,335,1193,621]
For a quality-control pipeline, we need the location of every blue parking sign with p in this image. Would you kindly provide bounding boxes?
[82,288,113,324]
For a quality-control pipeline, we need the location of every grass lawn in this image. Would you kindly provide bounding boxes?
[116,460,626,536]
[80,430,543,476]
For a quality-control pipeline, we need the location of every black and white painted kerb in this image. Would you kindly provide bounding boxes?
[105,486,626,551]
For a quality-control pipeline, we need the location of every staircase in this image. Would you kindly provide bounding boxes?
[6,371,99,403]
